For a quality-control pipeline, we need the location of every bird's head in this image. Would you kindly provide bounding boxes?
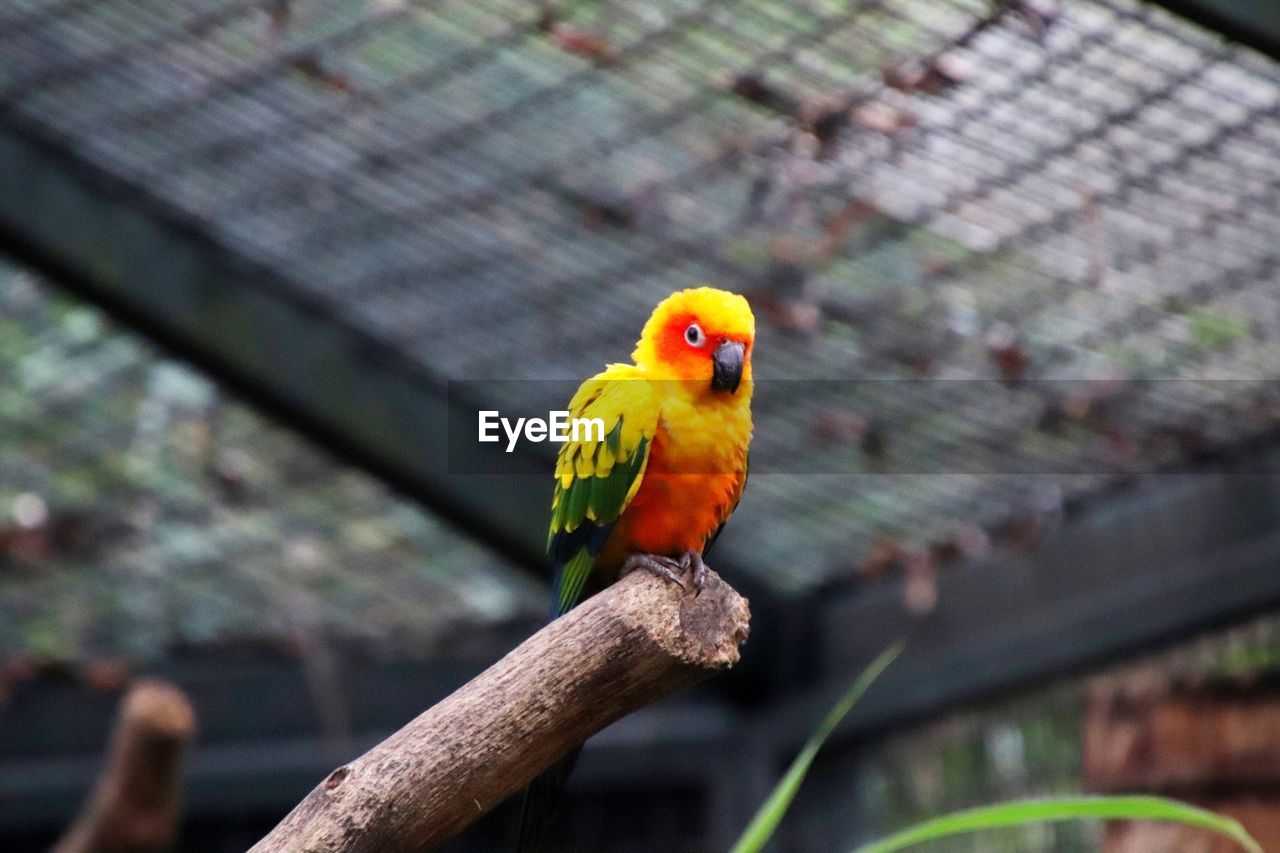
[633,287,755,395]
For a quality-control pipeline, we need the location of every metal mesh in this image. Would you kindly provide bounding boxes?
[0,262,539,662]
[2,0,1279,593]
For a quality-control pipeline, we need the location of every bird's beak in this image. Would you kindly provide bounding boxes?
[711,340,745,394]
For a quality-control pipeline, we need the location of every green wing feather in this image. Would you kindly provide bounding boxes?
[548,369,657,616]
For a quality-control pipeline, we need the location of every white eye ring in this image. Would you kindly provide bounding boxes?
[684,322,705,347]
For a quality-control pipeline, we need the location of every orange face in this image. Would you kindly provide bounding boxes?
[652,309,753,393]
[634,287,756,393]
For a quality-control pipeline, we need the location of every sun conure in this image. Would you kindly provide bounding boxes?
[516,286,755,852]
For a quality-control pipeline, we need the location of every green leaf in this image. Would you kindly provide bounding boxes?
[853,795,1262,853]
[731,641,904,853]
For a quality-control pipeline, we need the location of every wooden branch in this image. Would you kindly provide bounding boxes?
[251,566,751,852]
[54,678,196,853]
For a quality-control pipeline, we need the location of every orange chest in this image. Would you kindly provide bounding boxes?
[604,426,748,562]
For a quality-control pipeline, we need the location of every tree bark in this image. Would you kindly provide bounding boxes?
[250,566,751,852]
[54,678,195,853]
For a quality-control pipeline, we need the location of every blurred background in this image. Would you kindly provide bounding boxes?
[1,0,1279,850]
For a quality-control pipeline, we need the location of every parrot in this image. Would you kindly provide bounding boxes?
[516,286,755,852]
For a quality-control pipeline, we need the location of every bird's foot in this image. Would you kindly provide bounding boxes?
[678,551,709,595]
[621,553,685,588]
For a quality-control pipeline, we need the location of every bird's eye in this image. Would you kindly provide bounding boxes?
[684,323,705,347]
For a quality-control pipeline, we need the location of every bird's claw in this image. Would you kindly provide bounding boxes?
[621,553,684,587]
[622,552,710,595]
[679,551,709,595]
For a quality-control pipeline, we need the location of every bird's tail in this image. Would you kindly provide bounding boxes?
[515,747,582,853]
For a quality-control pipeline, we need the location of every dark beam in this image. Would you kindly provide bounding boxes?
[771,470,1280,748]
[1150,0,1280,60]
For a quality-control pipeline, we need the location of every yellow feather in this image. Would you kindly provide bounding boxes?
[548,363,658,526]
[575,448,593,480]
[595,439,615,477]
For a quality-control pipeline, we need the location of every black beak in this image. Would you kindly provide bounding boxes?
[711,341,745,394]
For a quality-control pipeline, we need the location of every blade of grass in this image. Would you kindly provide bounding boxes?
[853,795,1262,853]
[731,640,905,853]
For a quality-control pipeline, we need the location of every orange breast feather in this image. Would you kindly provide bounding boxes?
[595,422,747,574]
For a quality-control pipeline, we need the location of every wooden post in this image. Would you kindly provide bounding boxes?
[54,678,195,853]
[251,566,751,852]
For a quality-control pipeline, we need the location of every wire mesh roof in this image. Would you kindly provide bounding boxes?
[0,261,540,664]
[2,0,1279,597]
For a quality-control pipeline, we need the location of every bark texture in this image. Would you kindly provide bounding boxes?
[250,566,751,852]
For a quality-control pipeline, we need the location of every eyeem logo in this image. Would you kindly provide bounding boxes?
[478,411,605,452]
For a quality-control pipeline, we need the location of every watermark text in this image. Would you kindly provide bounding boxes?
[478,410,606,452]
